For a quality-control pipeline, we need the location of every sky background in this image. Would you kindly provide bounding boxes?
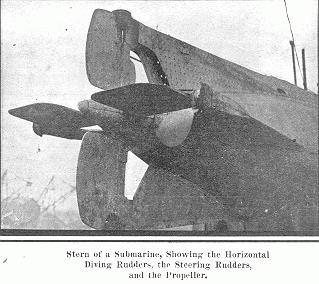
[1,0,317,208]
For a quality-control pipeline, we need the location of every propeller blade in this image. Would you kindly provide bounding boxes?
[155,109,195,147]
[91,83,192,116]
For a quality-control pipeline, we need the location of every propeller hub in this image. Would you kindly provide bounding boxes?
[78,100,89,114]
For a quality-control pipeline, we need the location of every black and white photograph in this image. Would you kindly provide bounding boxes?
[1,0,318,234]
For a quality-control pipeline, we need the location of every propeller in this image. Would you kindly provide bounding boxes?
[155,108,196,147]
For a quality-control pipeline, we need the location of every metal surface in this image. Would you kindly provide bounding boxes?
[136,19,316,103]
[8,103,94,139]
[86,9,136,89]
[155,108,195,147]
[198,84,318,152]
[85,9,318,151]
[76,132,231,230]
[8,9,318,232]
[91,83,192,115]
[85,8,316,104]
[139,107,318,231]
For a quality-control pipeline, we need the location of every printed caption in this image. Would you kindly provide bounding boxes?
[66,249,270,280]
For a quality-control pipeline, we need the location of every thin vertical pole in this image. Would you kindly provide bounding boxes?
[290,40,297,85]
[301,48,307,90]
